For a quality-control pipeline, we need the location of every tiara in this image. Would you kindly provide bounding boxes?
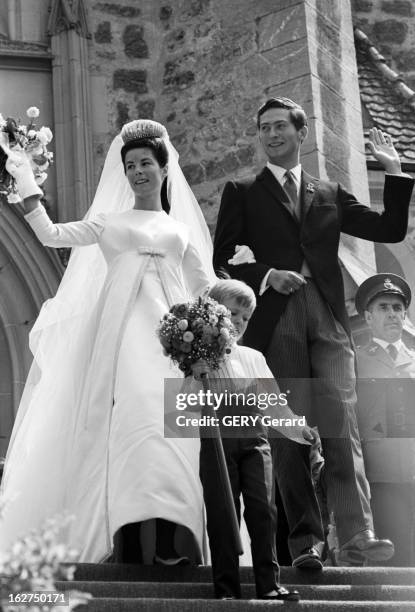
[121,119,168,144]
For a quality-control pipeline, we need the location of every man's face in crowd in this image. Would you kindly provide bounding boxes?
[258,107,307,167]
[364,294,406,343]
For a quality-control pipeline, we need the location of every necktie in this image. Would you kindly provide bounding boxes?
[387,344,398,361]
[284,170,300,220]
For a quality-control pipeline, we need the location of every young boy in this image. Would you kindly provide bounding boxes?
[191,279,312,601]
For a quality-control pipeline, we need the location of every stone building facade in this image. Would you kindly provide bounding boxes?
[0,0,414,452]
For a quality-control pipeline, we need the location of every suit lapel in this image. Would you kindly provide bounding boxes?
[257,167,321,225]
[301,171,319,224]
[257,167,297,222]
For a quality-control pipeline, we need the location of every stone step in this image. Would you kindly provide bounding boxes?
[75,598,415,611]
[57,580,415,601]
[73,563,415,586]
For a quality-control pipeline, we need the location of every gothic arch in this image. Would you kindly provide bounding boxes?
[0,203,62,455]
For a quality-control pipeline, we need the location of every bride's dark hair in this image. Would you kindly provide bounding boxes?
[120,137,170,214]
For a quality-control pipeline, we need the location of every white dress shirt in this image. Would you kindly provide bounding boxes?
[372,337,403,354]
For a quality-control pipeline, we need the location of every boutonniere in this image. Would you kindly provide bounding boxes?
[306,182,315,194]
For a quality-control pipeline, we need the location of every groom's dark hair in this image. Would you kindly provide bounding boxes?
[256,97,307,131]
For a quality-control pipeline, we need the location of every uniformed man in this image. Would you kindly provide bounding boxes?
[355,273,415,566]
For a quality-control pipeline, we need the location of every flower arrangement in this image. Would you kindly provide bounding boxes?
[0,514,91,612]
[158,296,236,376]
[0,107,53,204]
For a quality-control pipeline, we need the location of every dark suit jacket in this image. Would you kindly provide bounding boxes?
[356,340,415,483]
[213,168,414,352]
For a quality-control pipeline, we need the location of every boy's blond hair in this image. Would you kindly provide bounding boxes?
[208,279,256,312]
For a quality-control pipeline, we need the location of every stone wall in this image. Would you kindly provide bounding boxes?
[352,0,415,89]
[88,0,368,232]
[88,0,268,231]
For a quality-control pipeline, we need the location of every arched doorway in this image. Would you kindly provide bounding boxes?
[0,202,62,456]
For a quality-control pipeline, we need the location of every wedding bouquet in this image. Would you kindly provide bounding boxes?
[0,107,53,204]
[158,296,236,376]
[0,515,91,611]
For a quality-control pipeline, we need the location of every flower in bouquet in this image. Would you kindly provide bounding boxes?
[0,514,91,611]
[158,296,237,376]
[0,106,53,204]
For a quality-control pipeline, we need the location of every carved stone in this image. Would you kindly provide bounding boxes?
[48,0,90,38]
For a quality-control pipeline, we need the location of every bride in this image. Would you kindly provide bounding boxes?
[0,119,216,563]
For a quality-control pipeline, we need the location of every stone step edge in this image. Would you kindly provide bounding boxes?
[56,581,415,601]
[80,597,415,611]
[72,563,415,586]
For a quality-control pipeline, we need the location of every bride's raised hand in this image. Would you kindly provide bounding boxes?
[5,148,42,201]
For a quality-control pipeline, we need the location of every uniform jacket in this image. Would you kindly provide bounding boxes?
[356,339,415,483]
[213,169,414,352]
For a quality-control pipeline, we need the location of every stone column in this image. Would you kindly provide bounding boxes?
[48,0,94,221]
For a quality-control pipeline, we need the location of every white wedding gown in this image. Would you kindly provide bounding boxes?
[0,206,210,562]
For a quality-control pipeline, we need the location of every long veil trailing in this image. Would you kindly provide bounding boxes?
[0,129,216,555]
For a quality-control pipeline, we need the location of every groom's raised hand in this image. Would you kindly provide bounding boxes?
[368,127,402,175]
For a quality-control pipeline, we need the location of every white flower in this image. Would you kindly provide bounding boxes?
[37,126,53,144]
[7,192,21,204]
[215,304,229,316]
[26,106,40,118]
[27,129,36,139]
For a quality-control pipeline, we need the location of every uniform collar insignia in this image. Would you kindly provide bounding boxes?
[368,342,379,354]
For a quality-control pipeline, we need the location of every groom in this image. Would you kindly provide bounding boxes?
[213,97,414,568]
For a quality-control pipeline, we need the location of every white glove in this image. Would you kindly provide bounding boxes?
[228,244,256,265]
[5,149,42,200]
